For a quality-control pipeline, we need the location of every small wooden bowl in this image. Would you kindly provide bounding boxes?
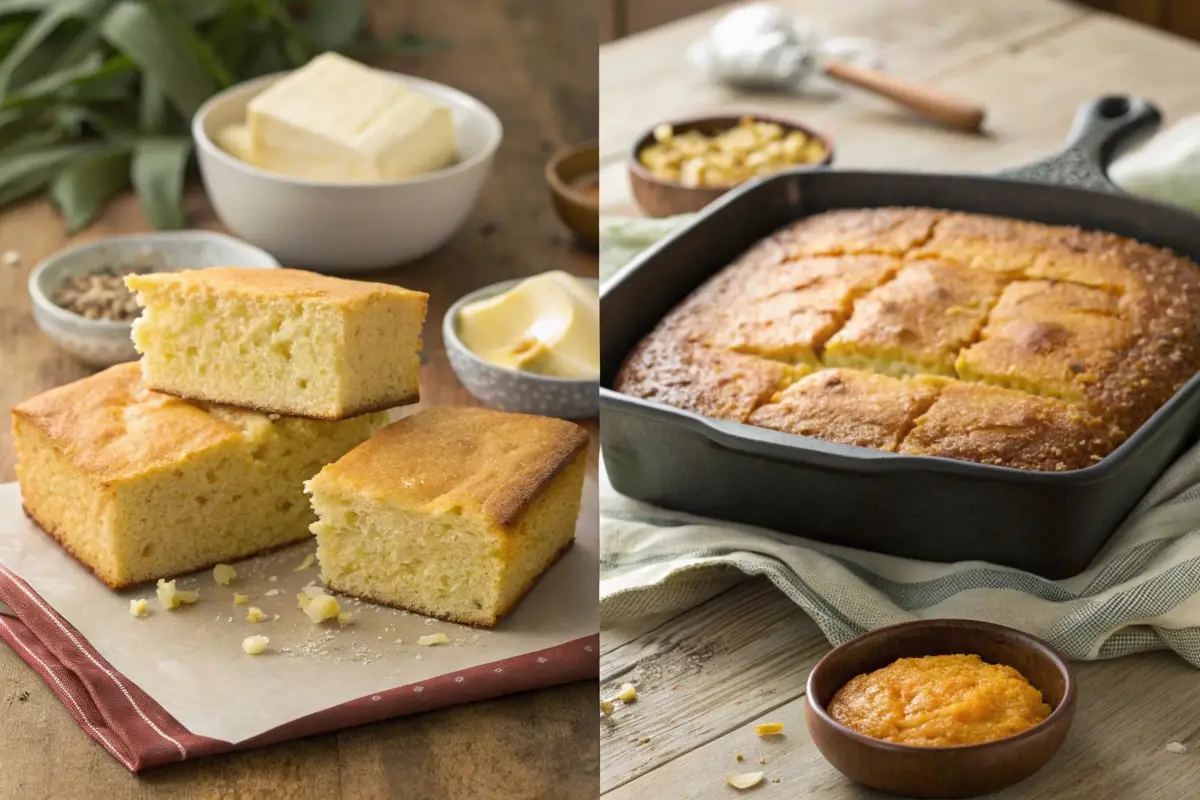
[546,141,599,250]
[805,619,1077,799]
[627,114,835,218]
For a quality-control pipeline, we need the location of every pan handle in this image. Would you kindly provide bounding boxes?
[996,95,1162,193]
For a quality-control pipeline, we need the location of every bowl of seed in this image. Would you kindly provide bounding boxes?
[29,231,279,367]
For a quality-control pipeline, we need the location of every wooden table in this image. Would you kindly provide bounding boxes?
[0,2,599,798]
[599,2,1200,797]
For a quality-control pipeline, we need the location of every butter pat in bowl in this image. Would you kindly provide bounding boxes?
[444,272,598,419]
[194,52,502,272]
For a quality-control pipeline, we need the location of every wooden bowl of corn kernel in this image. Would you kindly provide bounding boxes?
[628,114,835,217]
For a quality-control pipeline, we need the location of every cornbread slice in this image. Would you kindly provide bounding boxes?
[709,256,899,363]
[747,369,942,451]
[305,407,589,627]
[126,267,428,420]
[824,261,1008,377]
[899,382,1114,470]
[955,280,1132,404]
[12,364,386,589]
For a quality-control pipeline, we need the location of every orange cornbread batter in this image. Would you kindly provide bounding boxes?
[827,654,1051,747]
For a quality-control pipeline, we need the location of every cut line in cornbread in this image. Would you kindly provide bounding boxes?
[12,364,386,589]
[708,255,900,363]
[747,369,944,452]
[955,280,1132,403]
[126,267,428,420]
[824,260,1008,377]
[305,407,589,628]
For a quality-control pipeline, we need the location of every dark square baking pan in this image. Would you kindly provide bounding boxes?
[599,95,1200,579]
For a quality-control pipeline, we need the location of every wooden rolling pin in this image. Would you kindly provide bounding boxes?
[823,60,986,133]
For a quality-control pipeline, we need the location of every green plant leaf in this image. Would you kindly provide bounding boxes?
[0,0,104,95]
[0,20,29,57]
[100,0,215,117]
[138,72,164,132]
[50,145,131,231]
[169,0,225,24]
[131,135,190,229]
[1,52,138,110]
[0,141,101,206]
[145,0,233,86]
[292,0,365,50]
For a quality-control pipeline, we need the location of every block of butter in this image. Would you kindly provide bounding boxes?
[457,271,600,380]
[242,52,457,181]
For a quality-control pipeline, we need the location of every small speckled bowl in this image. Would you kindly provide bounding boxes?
[29,231,280,368]
[443,277,598,419]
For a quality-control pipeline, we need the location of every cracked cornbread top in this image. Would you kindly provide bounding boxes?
[614,208,1200,471]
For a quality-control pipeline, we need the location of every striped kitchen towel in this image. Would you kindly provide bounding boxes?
[599,215,1200,668]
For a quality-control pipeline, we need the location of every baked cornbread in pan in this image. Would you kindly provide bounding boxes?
[615,208,1200,471]
[12,364,387,589]
[305,407,589,627]
[126,267,428,420]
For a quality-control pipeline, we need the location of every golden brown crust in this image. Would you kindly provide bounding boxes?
[748,369,942,452]
[313,407,589,528]
[614,207,1200,471]
[899,383,1114,471]
[11,364,238,486]
[125,267,429,307]
[328,539,576,628]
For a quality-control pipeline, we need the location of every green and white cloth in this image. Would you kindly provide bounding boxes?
[598,215,1200,668]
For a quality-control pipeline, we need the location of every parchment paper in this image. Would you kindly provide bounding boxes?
[0,474,598,743]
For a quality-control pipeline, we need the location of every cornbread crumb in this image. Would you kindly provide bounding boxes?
[337,611,353,626]
[304,594,340,623]
[618,683,638,703]
[232,593,249,605]
[156,579,198,610]
[417,633,449,646]
[213,564,237,585]
[1165,742,1189,754]
[600,699,615,716]
[735,754,743,762]
[758,757,767,765]
[772,778,782,784]
[129,599,147,617]
[755,723,784,736]
[295,554,315,571]
[265,589,280,597]
[268,575,278,582]
[727,772,764,790]
[297,593,310,609]
[2,250,19,267]
[246,606,267,623]
[242,635,269,655]
[303,585,326,597]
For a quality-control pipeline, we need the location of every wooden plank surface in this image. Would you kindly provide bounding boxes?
[599,0,1200,797]
[0,1,600,798]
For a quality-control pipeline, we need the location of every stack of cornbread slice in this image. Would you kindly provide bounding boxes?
[13,268,428,588]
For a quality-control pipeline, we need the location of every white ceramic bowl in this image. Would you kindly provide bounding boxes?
[29,231,279,368]
[443,278,599,420]
[193,71,503,273]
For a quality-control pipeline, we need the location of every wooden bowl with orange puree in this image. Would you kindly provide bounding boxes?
[805,619,1077,799]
